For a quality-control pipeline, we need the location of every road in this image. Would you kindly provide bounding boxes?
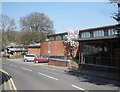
[2,59,119,91]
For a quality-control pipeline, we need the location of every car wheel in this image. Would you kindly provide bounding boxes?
[24,59,28,62]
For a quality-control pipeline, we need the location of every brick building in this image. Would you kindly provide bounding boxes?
[28,24,120,71]
[28,43,40,55]
[46,24,120,71]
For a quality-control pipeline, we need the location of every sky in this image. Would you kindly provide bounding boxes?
[2,2,118,33]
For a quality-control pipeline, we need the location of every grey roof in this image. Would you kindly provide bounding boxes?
[8,48,28,52]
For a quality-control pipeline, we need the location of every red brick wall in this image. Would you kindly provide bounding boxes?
[48,59,69,67]
[28,48,40,55]
[40,40,78,57]
[40,42,48,56]
[40,41,65,56]
[50,41,64,56]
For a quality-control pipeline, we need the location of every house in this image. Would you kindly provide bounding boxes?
[6,45,28,58]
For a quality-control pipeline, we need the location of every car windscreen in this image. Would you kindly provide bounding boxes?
[38,56,45,58]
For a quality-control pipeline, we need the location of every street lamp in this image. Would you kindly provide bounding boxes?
[46,38,51,56]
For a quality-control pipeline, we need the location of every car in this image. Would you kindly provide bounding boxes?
[34,56,49,63]
[23,54,36,62]
[49,55,70,62]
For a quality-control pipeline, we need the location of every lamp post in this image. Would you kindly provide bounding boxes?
[46,38,51,56]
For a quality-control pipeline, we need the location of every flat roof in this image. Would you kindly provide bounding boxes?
[73,35,119,42]
[47,24,119,37]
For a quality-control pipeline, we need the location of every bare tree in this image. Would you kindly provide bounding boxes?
[0,14,16,50]
[19,12,54,45]
[110,0,120,36]
[110,0,120,23]
[20,12,54,34]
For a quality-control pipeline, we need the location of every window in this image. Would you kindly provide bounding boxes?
[104,30,108,36]
[56,36,62,40]
[63,35,67,40]
[93,30,104,37]
[81,32,90,38]
[108,28,117,36]
[49,37,54,41]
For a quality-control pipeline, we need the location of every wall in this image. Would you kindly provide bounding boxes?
[50,41,65,56]
[48,59,68,67]
[40,40,78,58]
[28,48,40,55]
[40,41,65,56]
[40,42,48,56]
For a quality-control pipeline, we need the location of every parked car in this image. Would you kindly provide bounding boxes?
[34,56,49,63]
[23,54,36,62]
[49,55,70,62]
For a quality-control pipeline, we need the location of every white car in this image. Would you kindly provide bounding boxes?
[23,54,36,62]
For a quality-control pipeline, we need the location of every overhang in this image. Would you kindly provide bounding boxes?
[73,36,119,42]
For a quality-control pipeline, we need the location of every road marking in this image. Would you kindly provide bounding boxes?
[20,67,32,71]
[38,72,58,80]
[0,69,17,91]
[72,85,85,90]
[10,64,18,68]
[9,77,17,91]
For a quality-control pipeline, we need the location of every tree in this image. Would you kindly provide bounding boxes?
[20,12,54,34]
[63,30,79,59]
[110,0,120,23]
[17,30,46,45]
[110,0,120,36]
[19,12,54,44]
[0,14,16,50]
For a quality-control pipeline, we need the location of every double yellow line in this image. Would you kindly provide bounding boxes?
[0,69,17,92]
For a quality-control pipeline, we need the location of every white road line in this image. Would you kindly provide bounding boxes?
[20,67,32,71]
[0,69,17,90]
[72,85,85,91]
[38,72,58,80]
[10,64,18,68]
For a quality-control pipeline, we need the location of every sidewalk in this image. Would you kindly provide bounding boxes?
[70,69,120,82]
